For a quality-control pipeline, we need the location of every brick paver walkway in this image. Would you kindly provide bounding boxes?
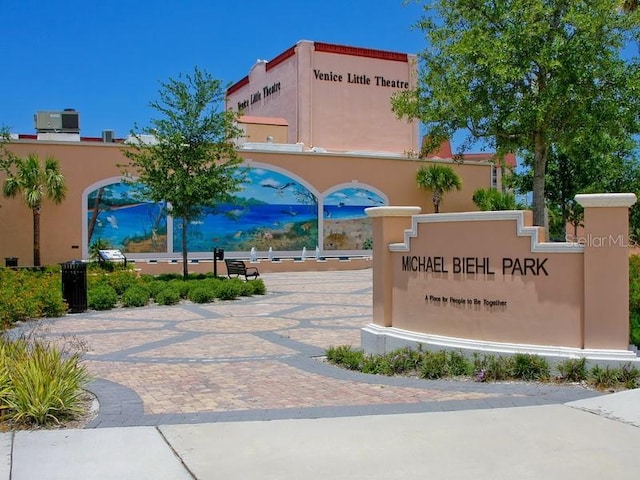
[25,269,599,427]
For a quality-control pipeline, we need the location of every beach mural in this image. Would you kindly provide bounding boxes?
[86,182,167,253]
[173,167,318,253]
[85,169,385,255]
[323,187,385,250]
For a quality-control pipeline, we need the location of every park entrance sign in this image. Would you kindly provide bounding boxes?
[363,194,639,363]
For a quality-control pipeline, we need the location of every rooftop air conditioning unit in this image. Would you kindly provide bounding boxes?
[34,110,80,133]
[102,130,115,143]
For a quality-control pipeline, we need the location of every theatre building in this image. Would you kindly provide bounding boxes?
[0,41,512,271]
[226,40,420,154]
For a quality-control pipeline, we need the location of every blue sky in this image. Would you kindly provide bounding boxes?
[1,0,425,139]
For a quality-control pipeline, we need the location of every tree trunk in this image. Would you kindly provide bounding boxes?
[532,133,548,227]
[433,191,441,213]
[33,206,41,266]
[181,217,189,279]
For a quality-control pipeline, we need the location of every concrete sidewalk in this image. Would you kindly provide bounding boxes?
[2,388,638,480]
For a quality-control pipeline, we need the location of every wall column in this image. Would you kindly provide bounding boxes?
[576,193,637,350]
[366,206,421,327]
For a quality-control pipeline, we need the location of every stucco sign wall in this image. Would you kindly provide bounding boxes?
[363,194,638,362]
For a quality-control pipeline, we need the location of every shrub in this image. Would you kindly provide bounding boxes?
[105,269,140,295]
[473,354,511,381]
[386,347,423,375]
[168,280,191,299]
[88,285,118,310]
[1,338,90,426]
[155,286,181,306]
[556,358,588,382]
[361,354,387,375]
[0,285,38,326]
[0,269,66,327]
[145,280,168,300]
[618,363,639,389]
[35,286,68,318]
[187,273,211,280]
[188,287,215,304]
[508,353,550,381]
[447,351,473,376]
[589,365,620,390]
[155,273,183,281]
[249,279,267,295]
[216,280,242,300]
[238,281,255,297]
[326,345,364,370]
[121,285,151,308]
[418,350,472,379]
[420,351,448,379]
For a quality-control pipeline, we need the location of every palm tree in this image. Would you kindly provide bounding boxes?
[3,154,66,266]
[416,164,462,213]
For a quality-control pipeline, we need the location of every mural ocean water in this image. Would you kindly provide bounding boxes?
[87,183,167,253]
[174,203,318,252]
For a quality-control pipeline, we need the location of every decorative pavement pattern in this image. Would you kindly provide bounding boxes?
[25,269,600,428]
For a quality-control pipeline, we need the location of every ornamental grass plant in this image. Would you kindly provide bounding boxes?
[0,337,90,427]
[325,346,638,391]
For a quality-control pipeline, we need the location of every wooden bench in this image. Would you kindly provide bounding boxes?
[224,259,260,280]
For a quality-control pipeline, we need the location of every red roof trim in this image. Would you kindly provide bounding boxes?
[266,45,296,71]
[227,76,250,96]
[314,42,408,62]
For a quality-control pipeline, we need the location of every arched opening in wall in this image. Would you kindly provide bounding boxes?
[321,183,388,253]
[171,162,320,256]
[82,178,169,259]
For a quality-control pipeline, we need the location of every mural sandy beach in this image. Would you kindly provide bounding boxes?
[324,218,373,250]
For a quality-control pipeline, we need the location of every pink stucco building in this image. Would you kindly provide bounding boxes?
[226,40,420,155]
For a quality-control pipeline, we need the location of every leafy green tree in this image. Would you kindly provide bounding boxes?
[472,188,521,211]
[2,154,66,266]
[0,127,15,172]
[392,0,640,227]
[123,66,245,278]
[416,164,462,213]
[0,127,12,208]
[509,139,640,239]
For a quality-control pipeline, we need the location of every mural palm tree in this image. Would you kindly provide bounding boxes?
[416,164,462,213]
[3,154,66,266]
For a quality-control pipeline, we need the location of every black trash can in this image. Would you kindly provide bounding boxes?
[61,260,87,313]
[5,257,18,267]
